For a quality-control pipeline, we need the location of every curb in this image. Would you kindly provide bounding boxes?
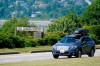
[0,52,20,55]
[31,50,51,53]
[96,48,100,49]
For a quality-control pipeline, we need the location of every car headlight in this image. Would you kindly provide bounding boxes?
[70,46,77,49]
[53,45,57,49]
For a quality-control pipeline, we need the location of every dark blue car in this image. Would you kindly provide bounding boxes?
[52,28,95,58]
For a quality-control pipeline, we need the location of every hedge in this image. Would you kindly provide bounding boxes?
[83,25,100,44]
[0,33,25,48]
[0,32,66,48]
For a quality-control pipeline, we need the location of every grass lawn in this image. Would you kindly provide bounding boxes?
[0,46,52,53]
[96,45,100,49]
[0,45,100,53]
[0,57,100,66]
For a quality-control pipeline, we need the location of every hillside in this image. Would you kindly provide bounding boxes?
[0,0,94,19]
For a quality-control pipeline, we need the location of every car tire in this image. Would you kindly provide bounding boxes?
[53,55,59,59]
[88,49,94,57]
[75,50,81,58]
[68,55,72,58]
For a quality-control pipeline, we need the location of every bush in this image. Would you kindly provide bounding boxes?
[0,31,67,48]
[34,38,45,46]
[90,34,98,44]
[83,25,100,44]
[44,37,60,45]
[0,32,26,48]
[0,32,7,48]
[13,36,25,48]
[0,33,15,48]
[25,38,37,47]
[43,32,66,45]
[44,32,66,38]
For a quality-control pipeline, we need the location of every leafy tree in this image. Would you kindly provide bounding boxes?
[0,17,36,36]
[0,0,93,19]
[47,11,79,34]
[0,17,17,33]
[83,25,100,44]
[80,0,100,26]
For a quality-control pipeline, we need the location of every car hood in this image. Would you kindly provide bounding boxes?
[54,42,78,46]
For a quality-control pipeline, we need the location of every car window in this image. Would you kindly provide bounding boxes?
[60,36,79,43]
[81,36,92,43]
[87,36,92,41]
[82,37,87,43]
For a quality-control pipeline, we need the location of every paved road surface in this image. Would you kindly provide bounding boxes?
[0,49,100,63]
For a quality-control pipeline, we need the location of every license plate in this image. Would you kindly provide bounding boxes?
[60,50,65,53]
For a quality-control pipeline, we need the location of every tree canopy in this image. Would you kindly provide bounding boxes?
[47,11,79,34]
[80,0,100,26]
[0,17,36,36]
[0,0,92,19]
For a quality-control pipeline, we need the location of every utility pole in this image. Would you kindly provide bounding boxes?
[15,0,19,18]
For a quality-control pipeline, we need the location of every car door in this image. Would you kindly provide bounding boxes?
[81,36,89,54]
[85,36,93,53]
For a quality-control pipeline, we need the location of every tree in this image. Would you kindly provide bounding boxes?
[80,0,100,26]
[0,0,93,19]
[0,17,17,34]
[0,17,36,36]
[47,11,79,34]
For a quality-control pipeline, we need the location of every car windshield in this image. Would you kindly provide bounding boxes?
[60,36,79,43]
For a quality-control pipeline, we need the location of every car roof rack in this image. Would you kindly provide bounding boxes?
[74,28,89,35]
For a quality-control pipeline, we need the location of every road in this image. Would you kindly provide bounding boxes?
[0,49,100,63]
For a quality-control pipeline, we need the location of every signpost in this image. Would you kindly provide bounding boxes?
[15,27,44,38]
[16,27,43,32]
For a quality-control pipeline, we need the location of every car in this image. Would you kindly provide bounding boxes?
[52,28,95,58]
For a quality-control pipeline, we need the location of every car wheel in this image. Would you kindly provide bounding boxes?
[88,49,94,57]
[53,54,59,59]
[76,50,81,58]
[68,55,72,58]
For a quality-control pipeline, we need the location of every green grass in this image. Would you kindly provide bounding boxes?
[0,45,100,53]
[0,57,100,66]
[96,45,100,49]
[0,46,52,53]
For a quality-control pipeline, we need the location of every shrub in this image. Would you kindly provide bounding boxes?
[43,32,66,45]
[0,32,7,48]
[25,38,37,47]
[0,31,67,48]
[35,38,45,46]
[13,36,25,48]
[0,33,15,48]
[90,34,98,44]
[83,25,100,44]
[31,39,42,47]
[0,32,26,48]
[44,37,60,45]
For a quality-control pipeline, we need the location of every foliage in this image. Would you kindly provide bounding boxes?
[83,25,100,43]
[0,17,36,36]
[80,0,100,26]
[0,17,17,34]
[0,32,66,48]
[0,32,25,48]
[47,11,80,34]
[24,38,37,47]
[0,0,92,19]
[44,32,67,45]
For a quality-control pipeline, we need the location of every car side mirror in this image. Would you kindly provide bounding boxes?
[82,41,86,44]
